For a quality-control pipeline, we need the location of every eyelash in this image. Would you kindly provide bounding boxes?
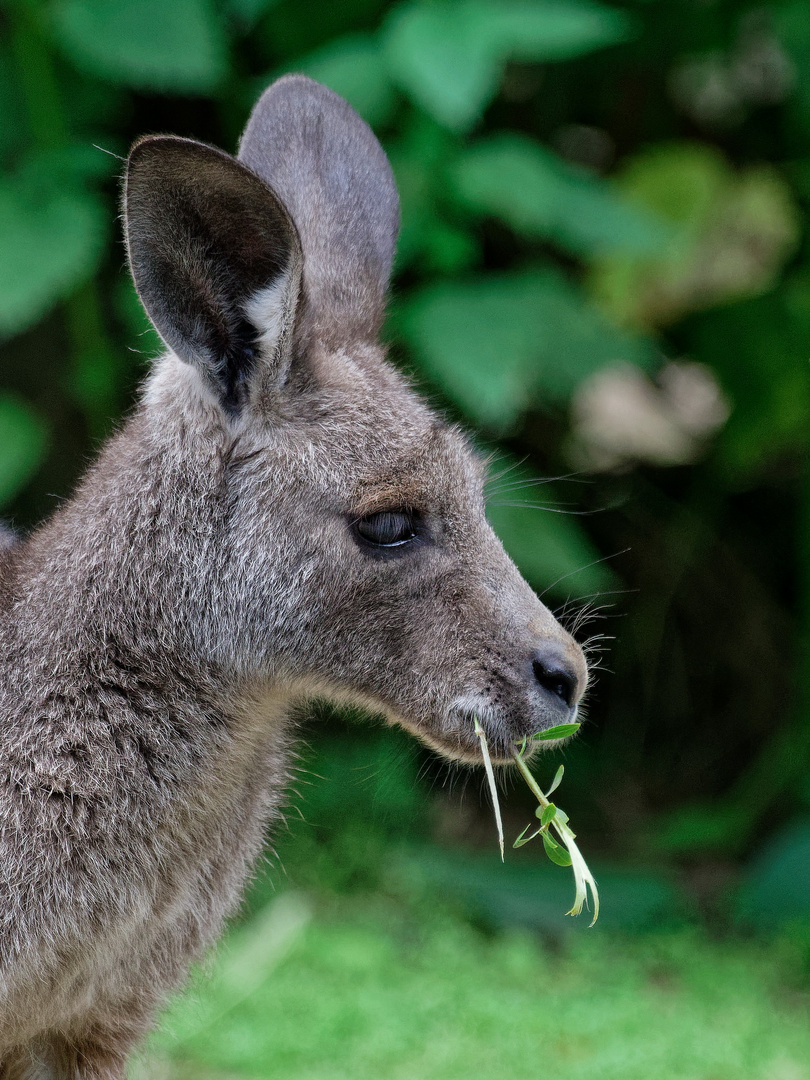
[351,509,422,550]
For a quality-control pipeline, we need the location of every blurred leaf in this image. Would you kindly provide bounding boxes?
[487,497,614,596]
[286,34,396,127]
[63,282,125,432]
[452,133,669,256]
[224,0,280,32]
[50,0,227,93]
[399,269,653,430]
[389,115,479,272]
[485,0,634,60]
[415,219,479,274]
[0,154,106,339]
[736,817,810,930]
[590,143,801,329]
[384,0,635,131]
[0,395,48,508]
[22,144,120,188]
[384,0,499,131]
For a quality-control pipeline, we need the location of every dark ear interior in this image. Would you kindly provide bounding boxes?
[125,136,301,413]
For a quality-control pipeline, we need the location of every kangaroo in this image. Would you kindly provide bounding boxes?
[0,76,587,1077]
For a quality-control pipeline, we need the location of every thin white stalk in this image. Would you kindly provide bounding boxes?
[473,717,504,861]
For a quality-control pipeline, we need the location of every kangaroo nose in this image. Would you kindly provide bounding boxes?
[532,646,580,709]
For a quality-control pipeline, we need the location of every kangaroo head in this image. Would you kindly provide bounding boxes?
[124,75,587,765]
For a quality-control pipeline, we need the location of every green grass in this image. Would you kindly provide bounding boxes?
[132,730,810,1079]
[135,889,810,1080]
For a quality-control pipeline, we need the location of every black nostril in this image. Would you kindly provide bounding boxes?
[532,652,578,708]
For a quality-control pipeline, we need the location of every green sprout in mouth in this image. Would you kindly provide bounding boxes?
[473,717,600,926]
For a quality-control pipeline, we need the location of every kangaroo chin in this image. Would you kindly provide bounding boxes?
[0,75,586,1076]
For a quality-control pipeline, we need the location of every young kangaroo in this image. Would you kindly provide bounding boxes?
[0,76,587,1077]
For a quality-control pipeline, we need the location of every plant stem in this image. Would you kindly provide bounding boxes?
[512,748,550,807]
[512,747,600,925]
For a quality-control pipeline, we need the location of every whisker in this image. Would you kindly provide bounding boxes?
[540,548,631,600]
[484,455,531,486]
[487,500,602,516]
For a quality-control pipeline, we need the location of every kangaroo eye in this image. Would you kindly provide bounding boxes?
[354,510,418,548]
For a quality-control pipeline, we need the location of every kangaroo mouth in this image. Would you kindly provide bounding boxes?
[450,711,518,764]
[397,705,537,766]
[440,699,580,766]
[369,693,577,767]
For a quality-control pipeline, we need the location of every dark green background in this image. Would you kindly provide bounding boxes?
[3,1,810,1075]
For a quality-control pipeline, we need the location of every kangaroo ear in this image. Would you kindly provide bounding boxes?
[238,75,399,348]
[125,135,302,414]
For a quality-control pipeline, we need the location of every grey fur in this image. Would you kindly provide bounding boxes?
[0,77,587,1077]
[238,75,399,347]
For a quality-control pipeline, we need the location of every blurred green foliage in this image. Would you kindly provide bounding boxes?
[136,901,810,1079]
[5,2,810,1061]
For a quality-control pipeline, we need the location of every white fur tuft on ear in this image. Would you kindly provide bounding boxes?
[126,135,304,413]
[243,265,299,368]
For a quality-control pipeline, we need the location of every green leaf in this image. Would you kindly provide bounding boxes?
[0,395,48,507]
[513,823,541,848]
[383,1,500,131]
[0,154,106,339]
[546,764,565,796]
[533,723,581,741]
[400,275,538,428]
[384,0,635,131]
[484,0,634,63]
[452,134,669,256]
[388,116,479,272]
[542,831,573,866]
[399,269,653,431]
[540,803,558,825]
[285,35,396,127]
[51,0,226,93]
